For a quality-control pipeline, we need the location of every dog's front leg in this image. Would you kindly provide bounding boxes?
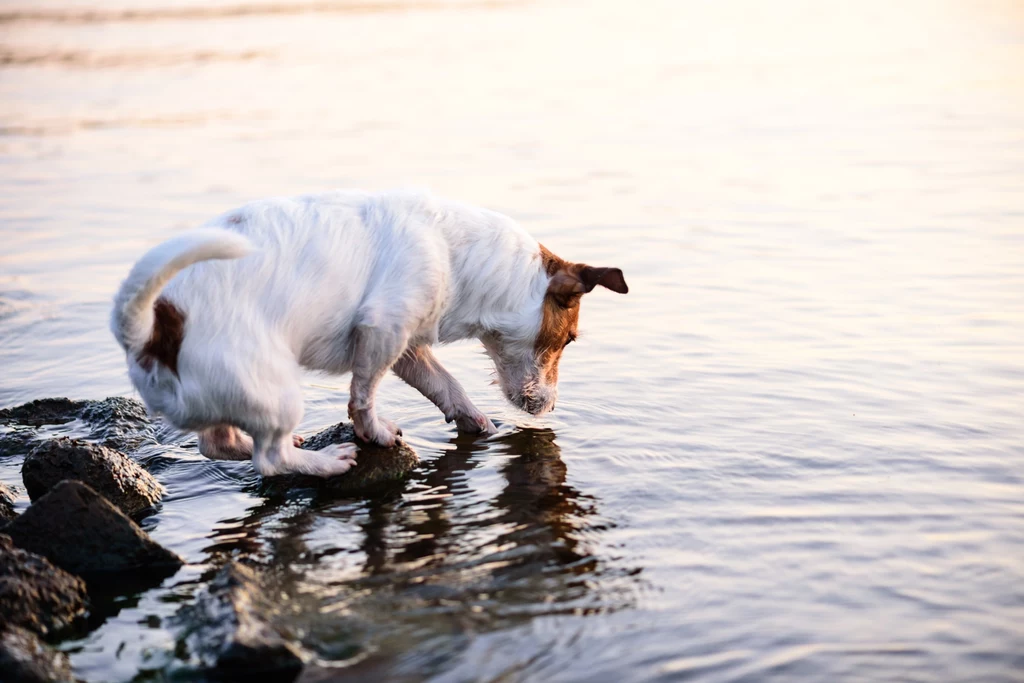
[348,325,406,447]
[393,346,497,435]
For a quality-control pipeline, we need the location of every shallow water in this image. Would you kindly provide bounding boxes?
[2,0,1024,680]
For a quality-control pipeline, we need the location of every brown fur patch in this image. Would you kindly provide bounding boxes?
[539,244,565,276]
[536,245,582,385]
[138,297,186,375]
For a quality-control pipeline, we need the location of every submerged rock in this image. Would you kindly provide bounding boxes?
[0,396,153,452]
[0,626,74,683]
[0,483,16,523]
[23,437,163,517]
[0,535,88,636]
[0,431,38,460]
[179,562,303,681]
[293,423,418,493]
[4,481,182,577]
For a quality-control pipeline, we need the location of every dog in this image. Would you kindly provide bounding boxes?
[111,190,628,477]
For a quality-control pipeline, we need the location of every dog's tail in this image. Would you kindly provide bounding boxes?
[110,228,254,353]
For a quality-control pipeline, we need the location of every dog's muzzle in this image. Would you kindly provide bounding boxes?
[516,389,556,416]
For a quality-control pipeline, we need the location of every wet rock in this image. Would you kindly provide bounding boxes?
[0,431,39,459]
[4,480,182,577]
[0,626,74,683]
[0,396,153,452]
[0,535,88,636]
[293,423,418,494]
[23,437,163,517]
[179,562,303,681]
[0,399,80,427]
[78,396,152,451]
[0,483,16,523]
[299,422,359,451]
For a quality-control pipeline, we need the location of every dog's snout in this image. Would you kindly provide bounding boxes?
[521,391,555,416]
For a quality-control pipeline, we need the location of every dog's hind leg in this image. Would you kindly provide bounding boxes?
[246,381,356,478]
[251,431,357,478]
[348,324,408,447]
[198,425,305,461]
[198,425,253,460]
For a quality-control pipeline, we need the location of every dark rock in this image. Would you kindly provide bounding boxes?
[0,626,74,683]
[78,396,148,428]
[299,423,359,451]
[0,535,88,636]
[0,431,38,459]
[294,423,418,494]
[0,396,153,452]
[0,483,16,523]
[23,438,163,516]
[178,562,303,681]
[0,399,80,427]
[4,481,182,577]
[78,396,152,451]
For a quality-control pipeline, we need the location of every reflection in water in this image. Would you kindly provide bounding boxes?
[190,428,632,677]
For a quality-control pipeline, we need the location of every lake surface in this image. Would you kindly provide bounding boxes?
[2,0,1023,680]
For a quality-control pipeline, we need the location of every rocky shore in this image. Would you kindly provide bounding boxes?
[0,395,420,682]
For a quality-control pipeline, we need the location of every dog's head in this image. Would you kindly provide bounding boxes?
[483,244,628,416]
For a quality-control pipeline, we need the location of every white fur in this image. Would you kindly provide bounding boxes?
[111,190,556,477]
[110,228,254,353]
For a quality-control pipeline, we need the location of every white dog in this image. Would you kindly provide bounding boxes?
[111,190,627,477]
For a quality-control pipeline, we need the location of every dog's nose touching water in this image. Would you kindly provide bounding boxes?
[3,1,1024,681]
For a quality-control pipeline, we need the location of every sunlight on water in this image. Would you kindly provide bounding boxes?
[1,0,1023,680]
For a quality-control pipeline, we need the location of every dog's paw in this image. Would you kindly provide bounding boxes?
[454,411,497,435]
[319,442,358,459]
[295,443,358,477]
[379,417,403,438]
[293,434,305,447]
[369,430,398,448]
[354,419,399,448]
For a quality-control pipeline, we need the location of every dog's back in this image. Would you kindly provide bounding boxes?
[114,190,450,429]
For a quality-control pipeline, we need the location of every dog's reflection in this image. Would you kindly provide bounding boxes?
[384,426,598,578]
[203,427,600,590]
[191,427,624,675]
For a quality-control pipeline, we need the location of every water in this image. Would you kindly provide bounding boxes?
[1,0,1023,680]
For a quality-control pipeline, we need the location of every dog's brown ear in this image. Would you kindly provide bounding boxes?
[547,270,586,306]
[579,266,628,294]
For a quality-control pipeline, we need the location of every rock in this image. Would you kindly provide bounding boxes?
[0,535,88,636]
[0,431,38,459]
[178,562,303,681]
[4,481,182,577]
[0,483,16,523]
[78,396,152,452]
[0,399,80,427]
[23,438,163,517]
[0,626,74,683]
[293,423,418,494]
[0,396,153,452]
